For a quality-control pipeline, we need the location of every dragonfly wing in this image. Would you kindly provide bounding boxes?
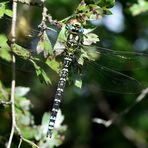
[82,62,143,94]
[84,46,148,71]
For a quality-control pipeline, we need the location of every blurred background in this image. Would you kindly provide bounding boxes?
[0,0,148,148]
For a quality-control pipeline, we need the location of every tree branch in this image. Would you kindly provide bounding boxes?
[93,87,148,127]
[7,0,18,147]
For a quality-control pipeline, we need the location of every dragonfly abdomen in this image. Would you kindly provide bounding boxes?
[47,56,72,137]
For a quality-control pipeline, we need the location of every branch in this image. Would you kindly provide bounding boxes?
[93,87,148,127]
[7,0,21,147]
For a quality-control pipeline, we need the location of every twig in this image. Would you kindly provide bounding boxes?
[18,138,23,148]
[93,87,148,127]
[38,3,48,33]
[7,0,19,148]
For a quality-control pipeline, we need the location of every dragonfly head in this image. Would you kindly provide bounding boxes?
[66,19,84,33]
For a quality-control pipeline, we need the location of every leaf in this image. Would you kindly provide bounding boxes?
[102,7,112,15]
[46,58,60,73]
[16,97,31,111]
[22,138,39,148]
[36,31,53,57]
[53,26,66,55]
[0,2,12,18]
[13,43,31,59]
[129,0,148,16]
[0,35,11,61]
[83,33,100,45]
[96,0,115,8]
[74,76,82,88]
[30,60,52,85]
[4,9,12,17]
[77,46,100,65]
[0,81,9,101]
[15,86,30,97]
[0,2,6,18]
[37,111,67,148]
[55,25,66,42]
[77,49,88,65]
[53,41,65,56]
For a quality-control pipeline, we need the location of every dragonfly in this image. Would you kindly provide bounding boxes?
[0,17,148,137]
[46,19,148,137]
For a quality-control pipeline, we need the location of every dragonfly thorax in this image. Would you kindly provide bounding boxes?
[66,23,84,56]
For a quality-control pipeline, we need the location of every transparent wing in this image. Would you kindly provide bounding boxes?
[82,62,143,94]
[84,46,148,71]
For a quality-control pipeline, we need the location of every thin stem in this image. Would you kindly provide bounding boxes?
[18,138,23,148]
[93,87,148,127]
[7,0,17,147]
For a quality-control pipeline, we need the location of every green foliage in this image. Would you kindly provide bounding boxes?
[0,0,148,148]
[36,31,53,57]
[0,35,11,61]
[96,0,115,8]
[30,59,52,85]
[0,1,12,18]
[0,85,66,147]
[129,0,148,16]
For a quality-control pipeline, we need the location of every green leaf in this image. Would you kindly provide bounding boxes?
[129,0,148,16]
[36,31,53,57]
[96,0,115,8]
[41,112,49,126]
[0,81,9,101]
[77,48,88,65]
[53,26,66,55]
[46,58,60,73]
[74,76,82,88]
[0,35,11,61]
[78,46,100,65]
[16,96,31,111]
[0,2,6,18]
[13,43,31,59]
[83,33,100,45]
[4,9,12,17]
[36,110,67,148]
[0,2,12,18]
[30,60,52,85]
[55,25,66,42]
[102,7,112,15]
[15,86,30,97]
[22,138,39,148]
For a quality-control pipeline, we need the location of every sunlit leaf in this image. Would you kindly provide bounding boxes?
[36,31,53,57]
[37,110,67,148]
[0,35,11,61]
[83,33,99,45]
[0,2,6,18]
[0,2,12,18]
[0,81,9,101]
[13,43,31,59]
[129,0,148,16]
[30,59,52,85]
[16,96,31,111]
[15,86,30,97]
[74,76,82,88]
[4,9,12,17]
[46,58,60,73]
[96,0,115,8]
[22,138,39,148]
[55,25,66,42]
